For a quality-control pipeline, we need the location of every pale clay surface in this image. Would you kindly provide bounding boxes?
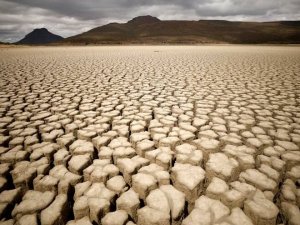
[0,46,300,225]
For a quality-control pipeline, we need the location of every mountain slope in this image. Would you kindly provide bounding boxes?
[17,28,63,45]
[61,16,300,44]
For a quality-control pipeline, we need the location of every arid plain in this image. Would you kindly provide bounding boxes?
[0,46,300,225]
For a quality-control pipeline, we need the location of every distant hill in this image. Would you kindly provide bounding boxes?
[59,15,300,44]
[17,28,63,45]
[0,41,10,45]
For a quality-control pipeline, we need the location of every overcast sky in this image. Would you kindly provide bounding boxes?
[0,0,299,42]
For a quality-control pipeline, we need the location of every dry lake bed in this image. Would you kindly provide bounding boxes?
[0,46,300,225]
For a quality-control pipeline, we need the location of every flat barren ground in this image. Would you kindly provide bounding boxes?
[0,46,300,225]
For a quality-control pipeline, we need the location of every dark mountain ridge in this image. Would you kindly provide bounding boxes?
[59,16,300,44]
[16,28,63,45]
[15,16,300,45]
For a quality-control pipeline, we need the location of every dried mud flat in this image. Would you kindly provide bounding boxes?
[0,46,300,225]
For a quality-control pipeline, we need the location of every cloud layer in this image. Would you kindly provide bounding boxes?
[1,0,299,42]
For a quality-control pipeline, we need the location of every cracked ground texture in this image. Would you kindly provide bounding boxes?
[0,46,300,225]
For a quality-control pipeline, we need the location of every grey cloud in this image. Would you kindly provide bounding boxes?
[0,0,299,42]
[6,0,201,19]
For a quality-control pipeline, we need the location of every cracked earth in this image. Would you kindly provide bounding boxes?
[0,46,299,225]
